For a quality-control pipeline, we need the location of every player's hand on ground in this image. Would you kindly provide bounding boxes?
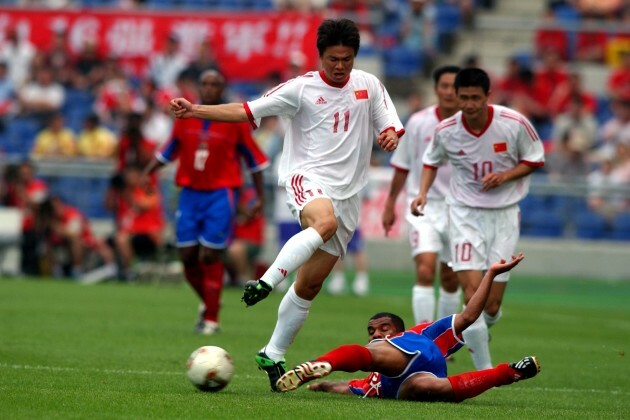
[377,130,399,152]
[488,253,524,275]
[170,98,194,118]
[410,195,426,217]
[481,172,507,192]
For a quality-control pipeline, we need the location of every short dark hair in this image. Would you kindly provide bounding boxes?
[316,18,360,57]
[369,312,405,332]
[455,67,491,95]
[433,65,461,85]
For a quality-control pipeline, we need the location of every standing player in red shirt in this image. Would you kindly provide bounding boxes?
[143,70,269,335]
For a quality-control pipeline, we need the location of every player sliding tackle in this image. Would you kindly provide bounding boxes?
[276,253,541,401]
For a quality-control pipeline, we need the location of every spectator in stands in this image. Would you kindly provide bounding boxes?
[530,48,570,135]
[607,51,630,100]
[599,89,630,148]
[494,56,534,110]
[77,113,117,160]
[546,128,591,183]
[548,70,597,117]
[0,26,35,89]
[112,165,165,280]
[552,94,597,154]
[116,112,156,173]
[31,113,77,159]
[37,195,117,282]
[179,39,220,84]
[576,0,623,19]
[149,33,188,89]
[45,29,73,88]
[0,61,16,132]
[400,0,436,54]
[73,41,105,90]
[3,161,48,275]
[94,59,141,130]
[588,146,620,219]
[18,66,65,124]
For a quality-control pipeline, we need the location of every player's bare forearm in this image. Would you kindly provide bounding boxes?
[386,169,408,205]
[482,163,538,191]
[307,381,352,394]
[192,103,249,122]
[410,166,437,216]
[454,254,524,335]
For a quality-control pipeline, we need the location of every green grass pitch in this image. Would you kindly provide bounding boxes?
[1,271,629,419]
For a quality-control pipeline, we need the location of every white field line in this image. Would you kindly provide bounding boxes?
[1,363,628,396]
[0,363,258,379]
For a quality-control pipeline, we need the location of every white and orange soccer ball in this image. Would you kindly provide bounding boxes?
[186,346,234,392]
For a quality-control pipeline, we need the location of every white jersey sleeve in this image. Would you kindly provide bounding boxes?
[245,78,302,128]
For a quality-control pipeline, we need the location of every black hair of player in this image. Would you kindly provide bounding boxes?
[454,67,491,95]
[316,18,360,57]
[433,65,461,85]
[370,312,405,332]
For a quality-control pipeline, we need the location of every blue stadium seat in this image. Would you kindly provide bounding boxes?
[521,210,564,238]
[609,212,630,241]
[383,46,423,78]
[434,3,462,51]
[553,4,581,23]
[574,210,608,239]
[5,118,40,157]
[596,96,613,125]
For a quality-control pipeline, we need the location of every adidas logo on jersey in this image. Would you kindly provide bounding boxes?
[315,96,327,104]
[457,149,467,156]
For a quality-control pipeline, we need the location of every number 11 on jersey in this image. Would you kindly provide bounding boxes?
[333,110,350,133]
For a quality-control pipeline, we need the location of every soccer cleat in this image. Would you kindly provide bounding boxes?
[508,356,540,381]
[275,361,332,393]
[241,280,272,306]
[195,320,220,335]
[255,351,286,392]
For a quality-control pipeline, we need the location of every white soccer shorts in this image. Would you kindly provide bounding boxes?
[405,199,451,263]
[284,173,359,258]
[448,204,520,282]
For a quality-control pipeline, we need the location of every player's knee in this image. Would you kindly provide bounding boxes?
[416,264,435,285]
[398,375,448,402]
[199,248,221,265]
[312,216,337,241]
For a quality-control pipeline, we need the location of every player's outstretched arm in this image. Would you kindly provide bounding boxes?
[453,253,524,335]
[170,98,248,122]
[307,381,352,394]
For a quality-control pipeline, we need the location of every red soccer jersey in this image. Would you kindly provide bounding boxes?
[50,204,97,248]
[157,118,269,191]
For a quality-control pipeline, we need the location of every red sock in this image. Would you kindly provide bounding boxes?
[316,345,372,372]
[201,261,224,323]
[447,363,513,402]
[184,264,204,299]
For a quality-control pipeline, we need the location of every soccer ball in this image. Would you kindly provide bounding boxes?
[186,346,234,392]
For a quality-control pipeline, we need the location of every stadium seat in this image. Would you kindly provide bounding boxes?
[5,118,40,158]
[574,210,608,240]
[609,212,630,241]
[434,3,462,52]
[596,96,613,125]
[521,210,564,238]
[383,45,423,78]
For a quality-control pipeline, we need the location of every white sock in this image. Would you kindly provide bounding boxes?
[483,308,502,328]
[412,285,435,324]
[352,271,369,296]
[261,283,312,362]
[261,227,324,289]
[462,311,492,370]
[437,287,461,319]
[327,270,346,294]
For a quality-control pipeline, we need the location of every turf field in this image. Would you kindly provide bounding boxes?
[1,271,629,419]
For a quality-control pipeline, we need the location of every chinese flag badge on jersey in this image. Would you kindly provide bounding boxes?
[493,142,507,153]
[355,89,369,100]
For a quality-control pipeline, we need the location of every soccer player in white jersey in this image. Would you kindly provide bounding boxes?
[170,18,404,391]
[410,68,545,370]
[383,65,461,326]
